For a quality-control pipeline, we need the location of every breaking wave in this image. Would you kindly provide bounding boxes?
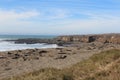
[0,39,58,51]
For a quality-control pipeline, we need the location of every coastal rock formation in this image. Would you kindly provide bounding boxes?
[7,33,120,46]
[13,38,56,44]
[56,33,120,44]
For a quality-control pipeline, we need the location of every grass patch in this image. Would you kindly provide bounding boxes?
[3,49,120,80]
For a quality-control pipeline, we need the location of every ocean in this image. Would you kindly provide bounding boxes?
[0,35,58,51]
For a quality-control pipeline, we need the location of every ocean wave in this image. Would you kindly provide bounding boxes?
[0,40,58,51]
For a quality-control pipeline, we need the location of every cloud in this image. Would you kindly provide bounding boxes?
[37,8,70,20]
[0,9,39,21]
[39,12,120,35]
[0,8,70,22]
[0,7,120,35]
[0,9,40,31]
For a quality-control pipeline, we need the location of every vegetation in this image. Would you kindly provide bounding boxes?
[3,49,120,80]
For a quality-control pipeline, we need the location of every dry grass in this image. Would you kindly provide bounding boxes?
[2,49,120,80]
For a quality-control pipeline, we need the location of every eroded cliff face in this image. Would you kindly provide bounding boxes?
[9,33,120,45]
[56,34,120,44]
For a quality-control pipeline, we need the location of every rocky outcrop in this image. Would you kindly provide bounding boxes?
[56,35,89,42]
[56,33,120,44]
[7,38,71,46]
[7,33,120,46]
[13,38,56,44]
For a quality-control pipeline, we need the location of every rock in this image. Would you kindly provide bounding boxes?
[57,33,120,44]
[7,52,12,55]
[23,57,27,61]
[5,68,12,71]
[24,53,30,57]
[88,36,96,42]
[56,48,63,52]
[87,46,95,50]
[57,42,64,46]
[34,57,39,60]
[6,33,120,46]
[0,56,6,59]
[18,50,22,52]
[39,50,47,53]
[39,50,48,57]
[55,55,67,59]
[66,49,72,51]
[12,54,21,59]
[58,52,67,54]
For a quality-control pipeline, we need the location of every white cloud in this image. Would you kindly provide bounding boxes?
[40,15,120,35]
[0,9,39,22]
[0,9,40,34]
[47,9,69,19]
[38,8,70,20]
[0,8,120,35]
[0,9,40,30]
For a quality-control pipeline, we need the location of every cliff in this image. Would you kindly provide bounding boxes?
[56,33,120,44]
[8,33,120,45]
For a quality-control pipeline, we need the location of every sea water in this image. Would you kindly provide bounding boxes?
[0,35,58,51]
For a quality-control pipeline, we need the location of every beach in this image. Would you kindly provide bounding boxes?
[0,34,120,80]
[0,43,120,79]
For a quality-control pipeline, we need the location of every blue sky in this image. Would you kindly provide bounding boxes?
[0,0,120,35]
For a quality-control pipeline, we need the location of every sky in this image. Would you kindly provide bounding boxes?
[0,0,120,35]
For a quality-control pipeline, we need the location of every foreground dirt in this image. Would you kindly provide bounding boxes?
[0,42,120,79]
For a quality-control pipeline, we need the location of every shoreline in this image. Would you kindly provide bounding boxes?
[0,33,120,79]
[0,42,120,79]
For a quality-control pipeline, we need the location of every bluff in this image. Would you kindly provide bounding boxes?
[8,33,120,45]
[56,33,120,44]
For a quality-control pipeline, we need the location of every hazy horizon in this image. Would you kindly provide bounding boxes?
[0,0,120,35]
[0,33,120,36]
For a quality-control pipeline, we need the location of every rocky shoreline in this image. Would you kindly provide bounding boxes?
[7,33,120,46]
[0,33,120,79]
[0,42,120,79]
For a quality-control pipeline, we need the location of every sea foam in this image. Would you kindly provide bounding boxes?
[0,40,58,51]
